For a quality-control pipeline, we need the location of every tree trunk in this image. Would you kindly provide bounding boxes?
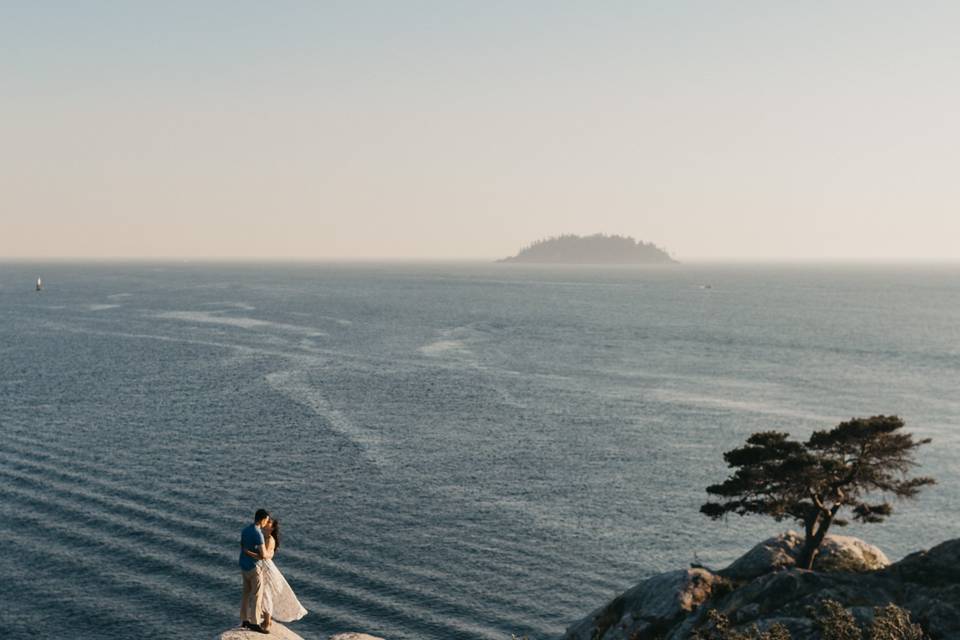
[799,513,832,570]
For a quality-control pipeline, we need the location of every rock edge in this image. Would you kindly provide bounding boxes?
[562,533,960,640]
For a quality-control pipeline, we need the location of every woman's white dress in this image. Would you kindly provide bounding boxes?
[260,558,308,622]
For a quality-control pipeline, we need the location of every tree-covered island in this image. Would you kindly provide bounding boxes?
[498,233,676,264]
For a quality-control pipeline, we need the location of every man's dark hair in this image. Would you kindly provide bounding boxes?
[254,508,270,523]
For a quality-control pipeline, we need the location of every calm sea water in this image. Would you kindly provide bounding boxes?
[1,262,958,640]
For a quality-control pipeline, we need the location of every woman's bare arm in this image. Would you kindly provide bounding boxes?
[261,536,276,560]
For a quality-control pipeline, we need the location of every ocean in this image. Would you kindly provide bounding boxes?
[1,262,958,640]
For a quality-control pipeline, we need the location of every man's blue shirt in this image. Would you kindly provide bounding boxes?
[239,523,264,571]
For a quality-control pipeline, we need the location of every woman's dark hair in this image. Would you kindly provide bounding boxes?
[270,518,281,550]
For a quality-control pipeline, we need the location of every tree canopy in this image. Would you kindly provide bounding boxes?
[498,233,675,264]
[701,416,934,569]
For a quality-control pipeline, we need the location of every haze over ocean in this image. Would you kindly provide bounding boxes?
[1,262,957,639]
[5,3,960,262]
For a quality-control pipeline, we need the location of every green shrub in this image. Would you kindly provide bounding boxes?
[692,600,928,640]
[691,610,791,640]
[812,599,862,640]
[869,604,926,640]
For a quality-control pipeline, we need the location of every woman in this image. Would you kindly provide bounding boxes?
[258,518,308,631]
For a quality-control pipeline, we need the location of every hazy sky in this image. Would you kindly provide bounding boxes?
[3,2,959,260]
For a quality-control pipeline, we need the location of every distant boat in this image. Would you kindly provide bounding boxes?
[36,277,43,291]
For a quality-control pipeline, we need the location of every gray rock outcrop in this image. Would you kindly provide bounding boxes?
[563,534,960,640]
[217,625,384,640]
[219,622,303,639]
[564,568,724,640]
[721,531,889,581]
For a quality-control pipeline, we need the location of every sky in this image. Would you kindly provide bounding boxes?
[2,1,959,261]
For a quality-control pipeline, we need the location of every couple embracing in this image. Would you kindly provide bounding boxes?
[239,508,308,634]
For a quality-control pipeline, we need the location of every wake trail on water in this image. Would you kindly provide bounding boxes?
[265,369,386,468]
[156,310,328,336]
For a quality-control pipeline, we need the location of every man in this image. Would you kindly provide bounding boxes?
[239,508,271,633]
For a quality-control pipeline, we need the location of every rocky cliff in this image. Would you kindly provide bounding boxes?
[218,624,384,640]
[563,532,960,639]
[219,623,305,639]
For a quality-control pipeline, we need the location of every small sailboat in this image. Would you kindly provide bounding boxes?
[36,277,43,291]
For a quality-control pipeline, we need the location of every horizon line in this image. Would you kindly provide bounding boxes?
[3,256,960,265]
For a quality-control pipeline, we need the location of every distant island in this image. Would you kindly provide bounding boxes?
[498,233,677,264]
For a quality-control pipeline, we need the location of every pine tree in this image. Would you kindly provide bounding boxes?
[701,416,934,570]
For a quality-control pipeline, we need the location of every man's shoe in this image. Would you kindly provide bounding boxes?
[249,623,269,634]
[241,621,253,629]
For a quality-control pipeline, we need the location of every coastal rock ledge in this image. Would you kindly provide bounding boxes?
[563,532,960,640]
[219,623,304,640]
[218,625,383,640]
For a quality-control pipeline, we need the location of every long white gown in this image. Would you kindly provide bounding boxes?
[260,558,308,622]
